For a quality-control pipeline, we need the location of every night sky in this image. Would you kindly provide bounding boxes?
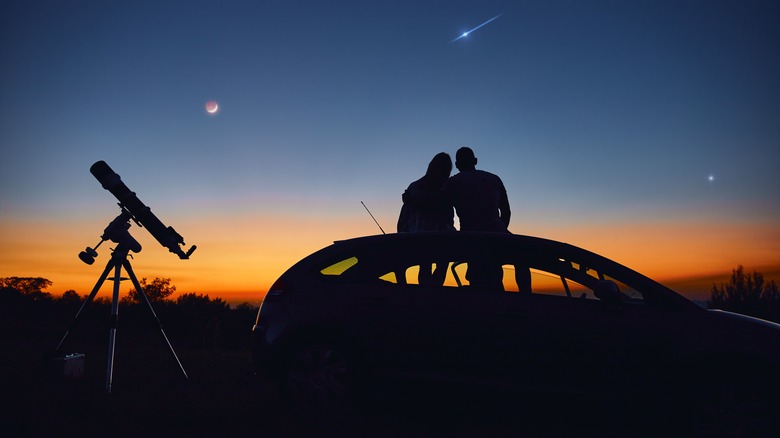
[2,0,778,303]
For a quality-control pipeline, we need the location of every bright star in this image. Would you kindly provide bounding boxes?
[708,175,715,182]
[451,13,503,43]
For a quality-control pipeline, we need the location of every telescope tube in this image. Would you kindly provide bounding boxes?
[90,161,195,259]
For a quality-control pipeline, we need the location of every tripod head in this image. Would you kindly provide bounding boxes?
[79,206,142,265]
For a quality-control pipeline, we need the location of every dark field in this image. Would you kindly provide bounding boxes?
[2,296,689,437]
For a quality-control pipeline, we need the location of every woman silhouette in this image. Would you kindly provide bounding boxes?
[397,152,455,233]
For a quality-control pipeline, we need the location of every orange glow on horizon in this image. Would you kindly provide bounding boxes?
[514,217,780,300]
[2,212,778,305]
[0,212,379,305]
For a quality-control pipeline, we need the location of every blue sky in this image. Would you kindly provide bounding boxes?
[1,0,778,301]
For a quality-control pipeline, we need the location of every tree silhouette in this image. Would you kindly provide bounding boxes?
[710,265,780,322]
[0,277,52,295]
[126,277,176,303]
[59,290,82,304]
[176,292,227,308]
[235,301,256,310]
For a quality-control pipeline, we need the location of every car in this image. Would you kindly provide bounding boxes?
[252,232,779,433]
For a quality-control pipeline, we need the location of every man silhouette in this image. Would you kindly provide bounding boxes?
[443,147,511,232]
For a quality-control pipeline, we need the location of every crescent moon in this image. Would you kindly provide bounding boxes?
[205,101,219,114]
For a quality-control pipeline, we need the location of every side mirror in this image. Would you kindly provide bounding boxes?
[594,280,622,306]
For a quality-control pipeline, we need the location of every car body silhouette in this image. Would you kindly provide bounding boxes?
[252,232,779,432]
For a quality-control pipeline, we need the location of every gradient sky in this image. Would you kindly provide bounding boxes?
[2,0,779,304]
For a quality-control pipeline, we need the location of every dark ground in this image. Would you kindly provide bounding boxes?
[1,296,690,437]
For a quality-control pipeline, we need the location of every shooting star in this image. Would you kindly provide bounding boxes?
[450,13,503,43]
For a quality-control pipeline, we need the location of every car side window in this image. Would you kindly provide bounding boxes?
[447,262,468,287]
[528,267,592,299]
[320,256,359,276]
[379,262,460,286]
[602,274,644,304]
[319,244,646,305]
[519,258,645,304]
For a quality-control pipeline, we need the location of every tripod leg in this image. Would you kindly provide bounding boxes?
[56,258,115,352]
[105,260,123,394]
[123,259,189,380]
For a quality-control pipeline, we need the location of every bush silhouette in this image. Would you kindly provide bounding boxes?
[1,274,258,350]
[126,277,176,303]
[710,265,780,322]
[59,290,82,304]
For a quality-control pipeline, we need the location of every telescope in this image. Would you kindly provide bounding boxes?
[62,160,194,392]
[82,160,196,261]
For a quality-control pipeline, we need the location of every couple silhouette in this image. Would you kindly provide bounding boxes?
[397,147,511,234]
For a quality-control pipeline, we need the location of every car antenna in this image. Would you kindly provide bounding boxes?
[361,201,386,234]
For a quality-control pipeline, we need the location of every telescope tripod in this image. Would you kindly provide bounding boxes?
[56,242,188,394]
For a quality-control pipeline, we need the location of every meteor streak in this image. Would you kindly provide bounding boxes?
[450,13,503,43]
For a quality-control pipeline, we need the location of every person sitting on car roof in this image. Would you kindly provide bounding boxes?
[398,152,456,233]
[443,146,511,233]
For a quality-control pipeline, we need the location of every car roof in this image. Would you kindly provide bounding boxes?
[334,231,571,251]
[286,232,701,311]
[330,232,624,266]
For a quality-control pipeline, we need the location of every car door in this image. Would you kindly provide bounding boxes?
[352,238,508,384]
[493,256,688,398]
[344,243,478,381]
